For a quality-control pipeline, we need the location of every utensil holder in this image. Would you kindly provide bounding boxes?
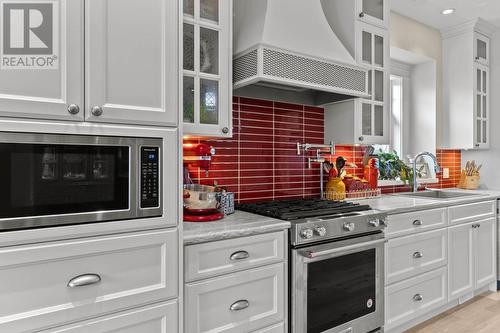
[458,174,480,190]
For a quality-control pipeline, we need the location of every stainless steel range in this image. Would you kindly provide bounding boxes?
[237,199,387,333]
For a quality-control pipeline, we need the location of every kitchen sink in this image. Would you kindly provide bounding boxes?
[397,190,485,200]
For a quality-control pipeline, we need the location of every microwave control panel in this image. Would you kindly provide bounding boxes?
[140,146,160,208]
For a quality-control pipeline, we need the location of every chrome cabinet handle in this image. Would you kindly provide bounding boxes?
[413,251,423,259]
[67,104,80,115]
[413,219,423,226]
[91,106,103,116]
[229,300,249,311]
[359,12,365,18]
[67,273,101,288]
[230,250,250,261]
[358,136,364,142]
[222,127,229,134]
[413,294,423,302]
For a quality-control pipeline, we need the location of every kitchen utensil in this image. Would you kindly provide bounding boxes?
[335,156,346,177]
[218,192,235,215]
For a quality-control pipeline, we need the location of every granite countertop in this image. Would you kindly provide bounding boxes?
[358,188,500,215]
[183,210,290,245]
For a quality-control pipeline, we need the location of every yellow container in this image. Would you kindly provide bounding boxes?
[325,177,346,200]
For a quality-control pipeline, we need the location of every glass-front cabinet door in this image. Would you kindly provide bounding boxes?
[356,0,389,28]
[474,65,489,149]
[474,32,490,66]
[356,23,389,144]
[182,0,232,137]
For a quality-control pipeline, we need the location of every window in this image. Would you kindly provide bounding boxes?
[390,75,404,158]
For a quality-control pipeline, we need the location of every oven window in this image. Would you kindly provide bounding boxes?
[0,143,129,220]
[307,249,376,333]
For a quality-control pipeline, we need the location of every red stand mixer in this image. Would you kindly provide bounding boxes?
[183,143,224,222]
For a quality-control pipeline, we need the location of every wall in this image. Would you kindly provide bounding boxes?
[390,11,444,147]
[462,28,500,189]
[185,97,461,203]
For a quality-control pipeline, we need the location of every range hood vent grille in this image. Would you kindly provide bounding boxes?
[234,46,368,98]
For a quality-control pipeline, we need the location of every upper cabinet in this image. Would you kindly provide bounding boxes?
[474,32,490,66]
[182,0,232,138]
[357,0,389,29]
[322,1,390,145]
[0,0,178,127]
[0,0,84,122]
[85,0,178,126]
[442,19,494,150]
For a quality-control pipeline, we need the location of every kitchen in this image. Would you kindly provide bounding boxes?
[0,0,499,332]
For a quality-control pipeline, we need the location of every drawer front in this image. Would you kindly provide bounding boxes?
[43,300,178,333]
[185,263,285,333]
[252,322,285,333]
[385,267,447,330]
[386,229,447,285]
[185,231,285,282]
[0,229,178,333]
[449,200,496,225]
[385,208,447,238]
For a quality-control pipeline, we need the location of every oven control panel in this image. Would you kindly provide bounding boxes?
[140,146,160,208]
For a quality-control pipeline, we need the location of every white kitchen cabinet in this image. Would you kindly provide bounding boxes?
[442,19,494,150]
[0,0,84,122]
[323,6,389,145]
[356,0,389,28]
[185,263,285,333]
[85,0,178,126]
[0,229,178,333]
[474,32,490,66]
[0,0,178,127]
[448,221,475,300]
[474,218,496,288]
[41,301,178,333]
[448,218,496,301]
[182,0,232,137]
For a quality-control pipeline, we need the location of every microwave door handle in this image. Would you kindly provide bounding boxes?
[299,238,386,259]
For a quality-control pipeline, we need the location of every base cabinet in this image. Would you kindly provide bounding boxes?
[448,218,496,300]
[385,200,497,332]
[41,301,178,333]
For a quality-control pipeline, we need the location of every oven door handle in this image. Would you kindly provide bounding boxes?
[299,238,386,259]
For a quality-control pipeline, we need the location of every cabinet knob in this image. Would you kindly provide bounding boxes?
[413,219,423,226]
[359,12,365,18]
[229,300,249,311]
[67,273,101,288]
[222,127,229,134]
[67,104,80,115]
[230,250,249,261]
[475,56,480,60]
[358,136,364,142]
[413,294,423,302]
[91,106,103,117]
[413,251,423,259]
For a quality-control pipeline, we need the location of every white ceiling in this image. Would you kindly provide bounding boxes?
[390,0,500,30]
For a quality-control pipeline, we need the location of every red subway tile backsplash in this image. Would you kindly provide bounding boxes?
[184,97,462,202]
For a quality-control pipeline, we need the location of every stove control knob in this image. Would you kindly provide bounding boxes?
[343,222,355,232]
[369,219,380,228]
[314,226,327,237]
[300,228,314,239]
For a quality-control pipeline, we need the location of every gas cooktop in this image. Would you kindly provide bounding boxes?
[236,198,372,220]
[237,199,387,246]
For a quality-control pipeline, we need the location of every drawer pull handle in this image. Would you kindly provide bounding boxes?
[229,300,249,311]
[413,220,423,226]
[413,294,423,302]
[67,274,101,288]
[413,251,423,259]
[230,251,250,261]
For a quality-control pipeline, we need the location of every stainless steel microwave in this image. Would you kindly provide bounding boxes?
[0,132,162,231]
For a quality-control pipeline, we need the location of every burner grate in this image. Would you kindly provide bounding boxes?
[236,199,371,221]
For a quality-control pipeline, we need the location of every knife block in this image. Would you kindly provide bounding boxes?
[458,173,480,190]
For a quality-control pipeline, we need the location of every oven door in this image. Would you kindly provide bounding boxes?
[292,233,385,333]
[0,132,161,230]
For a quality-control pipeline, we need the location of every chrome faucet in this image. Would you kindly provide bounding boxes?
[412,152,441,192]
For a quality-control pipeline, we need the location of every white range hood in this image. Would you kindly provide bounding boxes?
[233,0,369,105]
